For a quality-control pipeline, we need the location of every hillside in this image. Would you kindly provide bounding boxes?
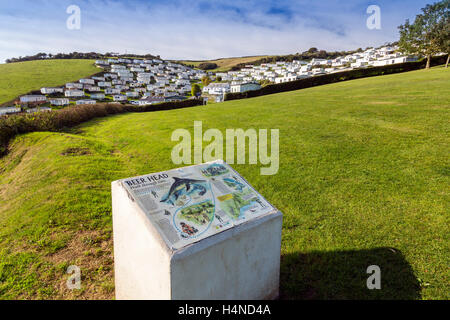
[177,55,270,72]
[0,60,101,106]
[0,67,449,300]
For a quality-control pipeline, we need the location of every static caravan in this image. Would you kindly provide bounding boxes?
[85,86,101,92]
[20,95,47,103]
[66,83,83,89]
[98,81,112,88]
[41,87,64,94]
[230,82,261,93]
[113,95,128,102]
[26,107,52,113]
[96,60,109,65]
[92,76,106,82]
[49,98,70,106]
[65,90,85,97]
[105,88,121,95]
[80,79,95,85]
[90,93,105,100]
[76,100,97,105]
[126,91,139,98]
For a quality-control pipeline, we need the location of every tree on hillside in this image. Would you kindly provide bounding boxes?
[198,62,218,70]
[259,79,272,87]
[439,22,450,67]
[435,1,450,67]
[191,83,201,97]
[201,76,211,86]
[398,0,449,69]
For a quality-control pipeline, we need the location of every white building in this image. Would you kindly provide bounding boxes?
[98,81,112,88]
[41,87,64,94]
[126,91,140,98]
[66,83,83,89]
[0,107,21,116]
[49,98,70,106]
[274,75,298,84]
[76,99,97,105]
[26,107,52,113]
[105,88,121,95]
[79,79,95,85]
[113,95,128,102]
[65,90,85,97]
[20,95,47,103]
[202,83,230,95]
[95,60,109,65]
[85,86,101,92]
[90,93,105,100]
[230,82,261,93]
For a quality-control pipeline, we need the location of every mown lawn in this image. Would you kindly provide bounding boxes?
[0,60,100,105]
[0,67,448,299]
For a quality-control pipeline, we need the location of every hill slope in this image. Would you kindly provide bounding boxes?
[0,60,100,106]
[177,55,270,71]
[0,67,449,299]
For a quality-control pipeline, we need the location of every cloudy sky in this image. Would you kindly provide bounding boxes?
[0,0,432,63]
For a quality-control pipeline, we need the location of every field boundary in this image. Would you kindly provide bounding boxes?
[0,99,204,156]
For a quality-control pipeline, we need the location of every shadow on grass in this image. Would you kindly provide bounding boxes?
[280,247,420,300]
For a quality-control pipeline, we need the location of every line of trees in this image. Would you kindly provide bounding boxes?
[5,52,160,64]
[399,0,449,68]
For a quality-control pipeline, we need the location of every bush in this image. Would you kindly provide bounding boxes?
[198,63,218,70]
[225,55,449,101]
[0,99,203,156]
[191,83,201,97]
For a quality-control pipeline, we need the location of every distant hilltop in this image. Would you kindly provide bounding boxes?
[176,43,399,72]
[4,52,161,64]
[6,43,400,67]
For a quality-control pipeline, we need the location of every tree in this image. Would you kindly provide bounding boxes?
[216,76,222,82]
[201,76,211,86]
[434,1,450,67]
[191,83,201,97]
[440,21,450,67]
[259,79,272,87]
[198,62,218,70]
[398,0,449,69]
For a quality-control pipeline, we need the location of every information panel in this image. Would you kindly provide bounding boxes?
[121,160,276,250]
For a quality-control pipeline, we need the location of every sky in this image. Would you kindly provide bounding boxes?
[0,0,434,63]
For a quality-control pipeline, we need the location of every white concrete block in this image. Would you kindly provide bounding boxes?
[112,160,282,300]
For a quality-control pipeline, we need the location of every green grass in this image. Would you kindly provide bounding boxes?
[0,60,100,105]
[0,67,448,299]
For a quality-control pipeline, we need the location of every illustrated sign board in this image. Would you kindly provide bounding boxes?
[120,160,277,250]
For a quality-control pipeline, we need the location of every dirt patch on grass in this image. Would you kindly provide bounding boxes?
[367,101,406,106]
[61,147,91,156]
[427,105,450,110]
[44,230,114,300]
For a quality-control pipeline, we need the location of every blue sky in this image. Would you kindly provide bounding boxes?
[0,0,433,63]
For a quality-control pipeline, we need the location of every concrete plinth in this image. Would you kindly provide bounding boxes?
[112,160,282,300]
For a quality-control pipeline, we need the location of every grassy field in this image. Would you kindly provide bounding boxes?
[0,60,100,105]
[177,55,270,72]
[0,67,448,300]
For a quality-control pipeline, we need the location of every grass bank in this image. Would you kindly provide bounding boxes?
[0,60,100,106]
[0,67,448,299]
